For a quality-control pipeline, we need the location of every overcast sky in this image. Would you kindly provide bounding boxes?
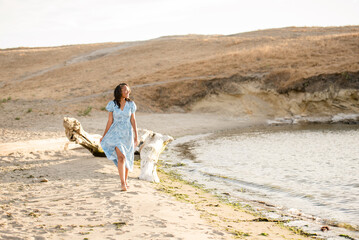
[1,0,358,49]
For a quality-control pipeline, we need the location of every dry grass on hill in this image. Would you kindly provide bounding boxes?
[141,30,359,87]
[0,26,358,116]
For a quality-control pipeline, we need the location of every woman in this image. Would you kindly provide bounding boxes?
[100,83,139,191]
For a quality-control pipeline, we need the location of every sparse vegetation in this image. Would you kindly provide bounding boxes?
[28,212,40,218]
[113,221,126,229]
[173,162,186,167]
[1,97,11,103]
[339,234,355,240]
[278,223,318,237]
[156,162,320,239]
[336,223,358,231]
[54,224,63,229]
[78,106,92,116]
[6,212,13,219]
[227,229,250,238]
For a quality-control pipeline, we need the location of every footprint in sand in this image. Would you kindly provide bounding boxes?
[153,219,167,228]
[108,200,121,206]
[30,152,41,159]
[34,236,46,240]
[121,209,132,214]
[53,151,63,157]
[75,213,87,216]
[126,191,138,195]
[163,233,175,238]
[212,229,225,236]
[133,183,142,188]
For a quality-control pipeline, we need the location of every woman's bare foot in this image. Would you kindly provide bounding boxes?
[121,184,127,191]
[126,181,130,188]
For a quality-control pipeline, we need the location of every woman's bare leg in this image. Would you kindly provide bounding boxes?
[125,168,129,187]
[115,147,127,191]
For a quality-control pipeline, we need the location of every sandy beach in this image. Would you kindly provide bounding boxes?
[0,112,315,240]
[1,26,358,239]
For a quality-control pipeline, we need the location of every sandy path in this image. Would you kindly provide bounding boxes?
[9,42,143,85]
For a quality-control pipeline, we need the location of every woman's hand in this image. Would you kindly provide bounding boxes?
[134,138,139,147]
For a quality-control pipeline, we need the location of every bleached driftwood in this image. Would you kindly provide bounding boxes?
[63,117,105,157]
[137,129,174,183]
[63,117,173,182]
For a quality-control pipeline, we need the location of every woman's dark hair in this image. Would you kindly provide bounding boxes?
[113,83,132,108]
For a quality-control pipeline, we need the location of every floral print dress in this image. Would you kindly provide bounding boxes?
[100,100,137,171]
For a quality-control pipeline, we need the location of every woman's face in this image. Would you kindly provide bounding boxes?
[121,86,130,98]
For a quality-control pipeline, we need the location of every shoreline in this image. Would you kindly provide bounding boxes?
[159,123,359,240]
[0,112,270,240]
[154,162,318,239]
[1,110,358,144]
[0,144,314,240]
[1,112,358,239]
[158,160,359,240]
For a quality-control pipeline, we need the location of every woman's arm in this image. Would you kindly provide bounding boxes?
[100,112,113,142]
[130,113,139,147]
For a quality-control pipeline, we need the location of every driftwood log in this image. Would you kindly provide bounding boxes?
[137,129,173,182]
[63,117,105,157]
[63,117,173,182]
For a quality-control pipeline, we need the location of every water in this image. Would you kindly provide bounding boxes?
[162,124,359,238]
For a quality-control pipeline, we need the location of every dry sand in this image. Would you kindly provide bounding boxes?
[0,148,227,240]
[0,112,312,240]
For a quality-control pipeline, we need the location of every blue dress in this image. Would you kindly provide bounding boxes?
[100,100,137,171]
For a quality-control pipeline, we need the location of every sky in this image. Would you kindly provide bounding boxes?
[1,0,359,49]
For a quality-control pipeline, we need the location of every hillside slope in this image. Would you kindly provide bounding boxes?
[1,26,358,120]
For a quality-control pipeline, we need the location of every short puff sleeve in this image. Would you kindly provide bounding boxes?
[131,101,137,114]
[105,101,115,112]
